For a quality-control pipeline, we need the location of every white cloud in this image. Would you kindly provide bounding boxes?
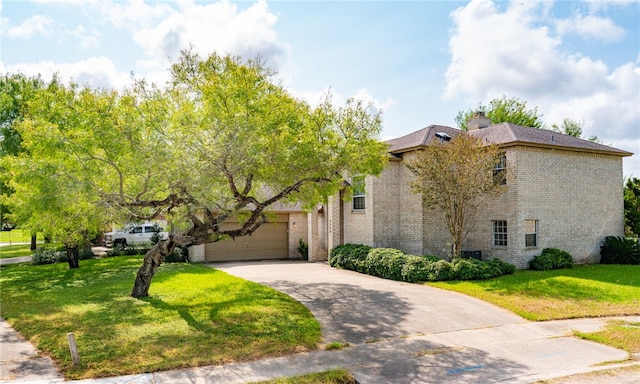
[128,0,290,84]
[556,14,626,42]
[444,0,640,177]
[4,15,53,38]
[2,57,133,90]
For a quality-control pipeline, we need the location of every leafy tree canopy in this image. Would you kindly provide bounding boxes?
[406,134,507,258]
[624,177,640,237]
[4,50,388,294]
[455,96,545,130]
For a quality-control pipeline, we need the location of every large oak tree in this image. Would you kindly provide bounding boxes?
[6,51,388,297]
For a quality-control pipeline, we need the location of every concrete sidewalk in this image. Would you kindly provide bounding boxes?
[2,260,639,383]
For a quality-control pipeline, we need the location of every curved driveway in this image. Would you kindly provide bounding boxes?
[212,260,524,344]
[212,260,636,383]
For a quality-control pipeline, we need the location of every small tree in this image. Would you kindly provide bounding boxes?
[624,177,640,237]
[406,134,507,258]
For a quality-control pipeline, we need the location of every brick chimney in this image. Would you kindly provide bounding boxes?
[467,111,492,131]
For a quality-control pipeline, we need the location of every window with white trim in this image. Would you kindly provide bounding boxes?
[524,220,538,247]
[352,176,365,211]
[492,220,508,246]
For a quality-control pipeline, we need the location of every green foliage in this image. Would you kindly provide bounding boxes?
[31,247,93,265]
[486,257,516,275]
[529,248,574,270]
[600,236,640,265]
[401,255,433,282]
[451,257,501,280]
[455,96,545,130]
[362,248,407,280]
[406,134,507,258]
[297,239,309,261]
[624,177,640,236]
[431,259,456,281]
[3,51,389,273]
[31,248,65,265]
[329,244,515,282]
[164,245,188,263]
[329,244,372,272]
[149,224,162,245]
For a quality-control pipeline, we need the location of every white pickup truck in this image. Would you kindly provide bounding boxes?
[104,223,168,247]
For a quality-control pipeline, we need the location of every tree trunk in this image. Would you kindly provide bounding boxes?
[131,237,176,298]
[66,247,80,269]
[30,235,37,251]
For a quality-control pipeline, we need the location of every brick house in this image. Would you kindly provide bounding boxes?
[308,114,633,268]
[189,114,631,268]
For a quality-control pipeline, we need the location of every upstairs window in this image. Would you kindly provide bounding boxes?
[492,220,508,246]
[493,153,507,185]
[524,220,538,247]
[352,176,365,211]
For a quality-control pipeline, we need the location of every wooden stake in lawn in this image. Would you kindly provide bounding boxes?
[67,332,80,366]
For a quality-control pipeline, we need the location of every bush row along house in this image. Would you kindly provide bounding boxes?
[190,113,632,269]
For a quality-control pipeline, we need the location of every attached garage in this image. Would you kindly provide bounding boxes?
[204,215,289,261]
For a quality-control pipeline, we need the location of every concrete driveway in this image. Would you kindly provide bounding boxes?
[213,260,639,383]
[213,260,523,345]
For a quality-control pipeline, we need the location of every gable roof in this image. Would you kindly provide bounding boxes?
[386,123,633,157]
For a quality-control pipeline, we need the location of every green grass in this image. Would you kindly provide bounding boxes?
[0,256,320,380]
[0,228,41,243]
[0,243,63,259]
[427,264,640,321]
[252,369,357,384]
[0,244,34,258]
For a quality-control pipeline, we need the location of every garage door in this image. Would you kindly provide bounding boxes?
[204,221,288,261]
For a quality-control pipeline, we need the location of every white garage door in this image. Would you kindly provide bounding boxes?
[204,220,288,261]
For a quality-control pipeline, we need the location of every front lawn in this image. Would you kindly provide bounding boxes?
[0,228,42,243]
[0,244,34,258]
[0,256,320,380]
[428,264,640,321]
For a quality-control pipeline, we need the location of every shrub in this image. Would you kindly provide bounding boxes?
[452,257,496,280]
[529,248,573,270]
[107,247,125,257]
[329,244,372,271]
[32,249,59,265]
[297,239,309,261]
[165,246,188,263]
[486,258,516,275]
[600,236,640,265]
[401,255,432,282]
[423,254,441,262]
[430,259,455,281]
[79,247,94,260]
[363,248,407,280]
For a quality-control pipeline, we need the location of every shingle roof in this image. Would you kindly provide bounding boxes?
[386,125,463,153]
[386,123,633,157]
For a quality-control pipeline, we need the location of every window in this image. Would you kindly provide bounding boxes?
[131,226,143,234]
[493,152,507,185]
[524,220,538,247]
[352,175,365,211]
[492,220,507,246]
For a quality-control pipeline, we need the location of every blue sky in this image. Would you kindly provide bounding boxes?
[1,0,639,176]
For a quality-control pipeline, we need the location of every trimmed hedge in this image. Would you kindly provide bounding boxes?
[600,236,640,265]
[529,248,573,270]
[329,244,515,282]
